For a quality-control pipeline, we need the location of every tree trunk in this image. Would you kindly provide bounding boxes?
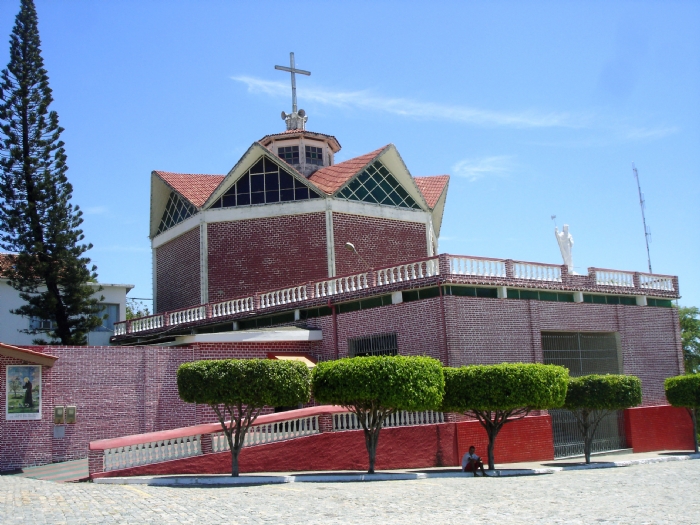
[231,447,240,477]
[690,408,699,454]
[366,428,379,474]
[225,432,240,477]
[486,426,497,470]
[581,410,592,464]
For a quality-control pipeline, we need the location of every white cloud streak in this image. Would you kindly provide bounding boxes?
[452,156,513,182]
[83,206,108,215]
[231,76,580,129]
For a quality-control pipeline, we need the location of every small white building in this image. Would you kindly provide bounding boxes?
[0,254,133,346]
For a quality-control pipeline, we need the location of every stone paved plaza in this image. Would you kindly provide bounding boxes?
[1,460,699,524]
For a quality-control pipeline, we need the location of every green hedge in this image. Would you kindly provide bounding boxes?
[665,374,700,408]
[312,355,444,410]
[564,375,642,410]
[442,363,569,412]
[177,358,310,408]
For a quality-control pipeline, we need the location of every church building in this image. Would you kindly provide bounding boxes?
[0,55,693,476]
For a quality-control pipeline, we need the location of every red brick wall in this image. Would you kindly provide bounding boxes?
[0,341,320,471]
[305,295,682,406]
[155,227,201,313]
[306,296,446,362]
[456,415,555,465]
[0,356,53,470]
[624,405,696,452]
[332,213,428,276]
[444,297,683,405]
[207,214,327,301]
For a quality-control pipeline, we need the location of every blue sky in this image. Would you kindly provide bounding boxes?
[1,1,698,307]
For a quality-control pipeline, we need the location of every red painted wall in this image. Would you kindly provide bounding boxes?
[332,213,428,276]
[455,415,555,465]
[93,424,458,478]
[93,415,555,479]
[207,213,328,301]
[155,227,201,313]
[624,405,696,452]
[0,342,320,472]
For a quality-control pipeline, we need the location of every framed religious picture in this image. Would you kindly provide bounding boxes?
[6,365,42,420]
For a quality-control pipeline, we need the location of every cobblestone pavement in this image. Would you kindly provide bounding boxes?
[1,460,699,524]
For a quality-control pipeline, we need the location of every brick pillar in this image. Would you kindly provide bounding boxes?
[438,254,451,276]
[88,448,104,478]
[318,413,333,433]
[505,259,514,279]
[200,433,213,455]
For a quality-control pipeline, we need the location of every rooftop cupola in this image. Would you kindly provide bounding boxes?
[262,53,341,176]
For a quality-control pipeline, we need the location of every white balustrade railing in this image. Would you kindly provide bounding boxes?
[513,262,562,282]
[376,259,439,286]
[639,274,675,292]
[332,410,445,432]
[114,323,127,336]
[130,315,164,333]
[211,296,254,318]
[211,416,319,452]
[169,306,207,326]
[259,285,308,309]
[103,435,201,472]
[595,270,634,288]
[449,256,506,278]
[314,273,370,298]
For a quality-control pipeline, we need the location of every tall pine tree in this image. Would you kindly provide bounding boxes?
[0,0,102,345]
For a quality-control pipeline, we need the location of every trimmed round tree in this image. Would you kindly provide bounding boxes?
[177,359,310,476]
[443,363,569,470]
[311,355,444,474]
[665,374,700,453]
[563,374,642,464]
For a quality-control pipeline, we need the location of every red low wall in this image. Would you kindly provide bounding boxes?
[456,415,554,464]
[92,423,458,478]
[91,415,555,479]
[624,405,696,453]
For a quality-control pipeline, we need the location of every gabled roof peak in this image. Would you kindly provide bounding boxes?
[308,145,389,195]
[153,171,225,208]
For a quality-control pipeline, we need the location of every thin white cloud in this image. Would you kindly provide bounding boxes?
[231,76,580,129]
[622,126,679,141]
[94,245,150,253]
[452,156,513,182]
[84,206,108,215]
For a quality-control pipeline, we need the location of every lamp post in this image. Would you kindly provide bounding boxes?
[344,242,371,271]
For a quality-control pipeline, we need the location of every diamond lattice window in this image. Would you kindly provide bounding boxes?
[336,161,420,209]
[210,157,321,209]
[157,191,197,234]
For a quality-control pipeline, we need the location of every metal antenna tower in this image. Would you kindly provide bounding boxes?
[632,162,652,273]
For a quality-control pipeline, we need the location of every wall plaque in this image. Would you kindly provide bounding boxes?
[6,365,42,420]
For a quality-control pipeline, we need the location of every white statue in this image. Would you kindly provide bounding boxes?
[555,224,575,274]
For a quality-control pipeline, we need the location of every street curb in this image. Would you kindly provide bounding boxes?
[92,453,700,487]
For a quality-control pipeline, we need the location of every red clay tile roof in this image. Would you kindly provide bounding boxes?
[0,253,14,278]
[414,175,450,209]
[154,171,225,208]
[308,146,388,194]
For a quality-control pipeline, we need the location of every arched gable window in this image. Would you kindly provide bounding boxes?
[158,191,196,234]
[337,161,420,209]
[210,157,321,209]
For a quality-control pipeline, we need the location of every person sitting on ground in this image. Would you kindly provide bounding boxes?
[462,445,486,477]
